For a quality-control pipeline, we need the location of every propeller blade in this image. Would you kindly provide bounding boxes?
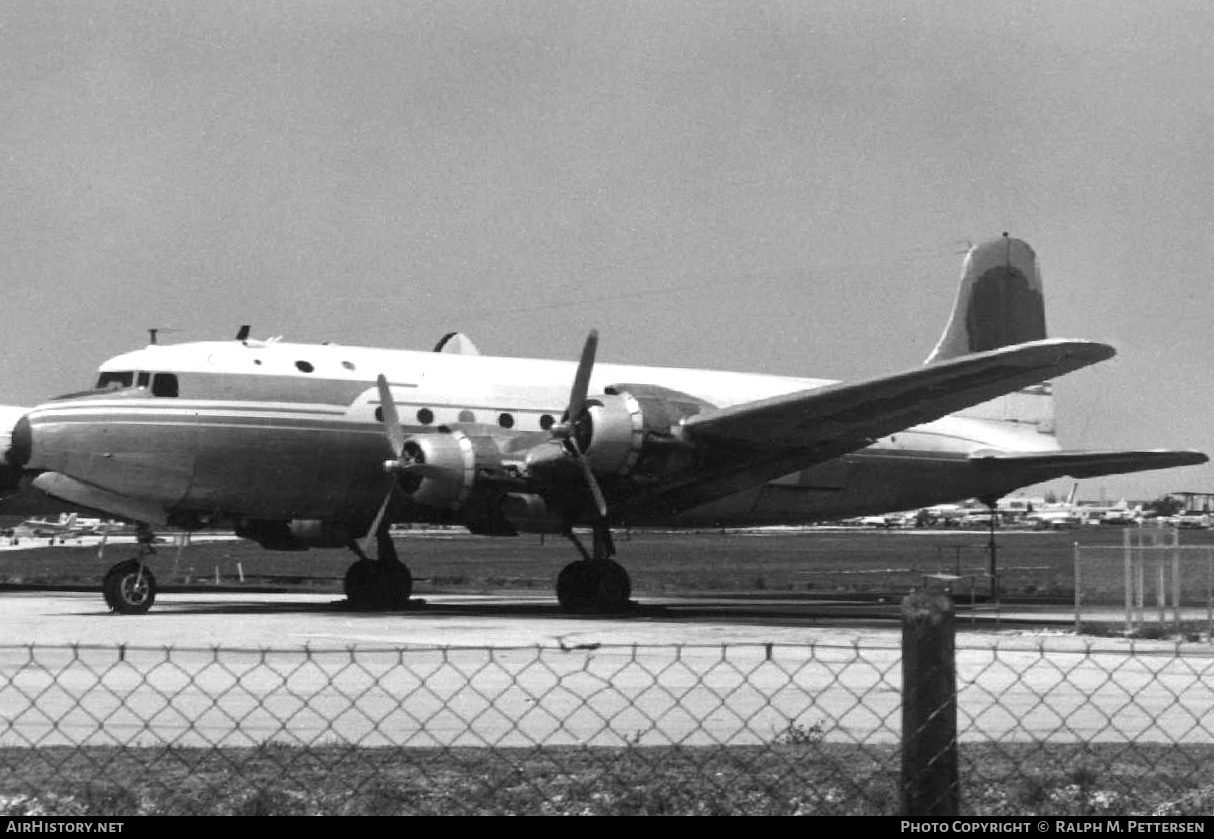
[360,373,407,558]
[376,374,406,459]
[568,436,608,519]
[564,329,598,427]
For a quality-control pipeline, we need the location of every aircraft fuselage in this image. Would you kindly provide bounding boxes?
[15,338,1059,533]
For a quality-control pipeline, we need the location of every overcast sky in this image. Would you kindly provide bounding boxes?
[2,1,1212,502]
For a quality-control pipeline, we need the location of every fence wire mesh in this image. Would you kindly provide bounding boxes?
[2,640,1214,815]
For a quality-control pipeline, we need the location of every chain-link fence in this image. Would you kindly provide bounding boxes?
[4,633,1214,815]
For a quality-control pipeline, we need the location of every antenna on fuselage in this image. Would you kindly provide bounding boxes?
[236,325,251,342]
[147,328,179,346]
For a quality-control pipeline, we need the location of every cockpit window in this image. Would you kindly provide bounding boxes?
[95,371,134,390]
[152,374,179,397]
[92,370,178,396]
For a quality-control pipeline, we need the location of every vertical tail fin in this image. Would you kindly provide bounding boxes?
[926,234,1046,363]
[927,234,1055,436]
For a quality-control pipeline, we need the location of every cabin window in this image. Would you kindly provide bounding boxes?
[342,361,356,371]
[295,361,314,373]
[539,414,555,431]
[458,410,476,423]
[498,413,515,429]
[375,407,383,422]
[152,374,179,397]
[417,408,434,425]
[95,371,134,390]
[136,372,151,389]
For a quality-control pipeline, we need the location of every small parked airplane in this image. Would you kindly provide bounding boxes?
[1023,483,1086,530]
[15,512,89,538]
[0,235,1204,614]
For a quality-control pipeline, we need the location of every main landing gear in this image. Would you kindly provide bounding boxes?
[556,522,633,614]
[343,524,414,611]
[102,525,158,614]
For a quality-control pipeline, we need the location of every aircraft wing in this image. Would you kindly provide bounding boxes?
[968,449,1209,482]
[614,339,1116,517]
[681,339,1114,453]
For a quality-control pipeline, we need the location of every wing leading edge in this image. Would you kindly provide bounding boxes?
[681,338,1114,453]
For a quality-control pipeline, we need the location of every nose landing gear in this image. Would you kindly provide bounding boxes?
[102,526,158,614]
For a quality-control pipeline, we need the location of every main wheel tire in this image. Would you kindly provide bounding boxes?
[344,559,414,610]
[377,563,414,609]
[344,560,378,610]
[102,560,157,614]
[556,561,592,612]
[591,560,632,614]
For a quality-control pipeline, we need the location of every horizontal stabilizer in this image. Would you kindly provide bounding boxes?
[968,449,1209,482]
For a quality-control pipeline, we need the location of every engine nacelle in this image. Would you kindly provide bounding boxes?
[577,393,644,476]
[398,430,506,511]
[575,385,711,480]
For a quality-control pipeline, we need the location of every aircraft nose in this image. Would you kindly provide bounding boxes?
[8,414,31,468]
[0,413,31,493]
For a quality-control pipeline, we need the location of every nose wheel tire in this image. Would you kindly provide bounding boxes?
[103,559,157,614]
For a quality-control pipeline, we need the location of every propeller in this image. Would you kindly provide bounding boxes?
[551,330,608,519]
[361,374,407,557]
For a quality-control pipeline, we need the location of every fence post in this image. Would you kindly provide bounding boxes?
[1124,528,1133,635]
[1073,541,1081,633]
[901,589,958,816]
[1172,528,1181,632]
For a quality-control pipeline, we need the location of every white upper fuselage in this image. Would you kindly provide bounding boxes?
[91,339,1059,456]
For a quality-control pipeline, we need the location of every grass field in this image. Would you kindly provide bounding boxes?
[3,524,1212,600]
[4,742,1212,815]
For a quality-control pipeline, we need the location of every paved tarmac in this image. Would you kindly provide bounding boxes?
[4,590,1214,750]
[0,589,903,648]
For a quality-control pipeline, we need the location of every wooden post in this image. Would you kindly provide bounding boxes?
[901,590,958,816]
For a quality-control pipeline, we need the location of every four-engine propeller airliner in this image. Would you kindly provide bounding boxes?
[0,235,1205,614]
